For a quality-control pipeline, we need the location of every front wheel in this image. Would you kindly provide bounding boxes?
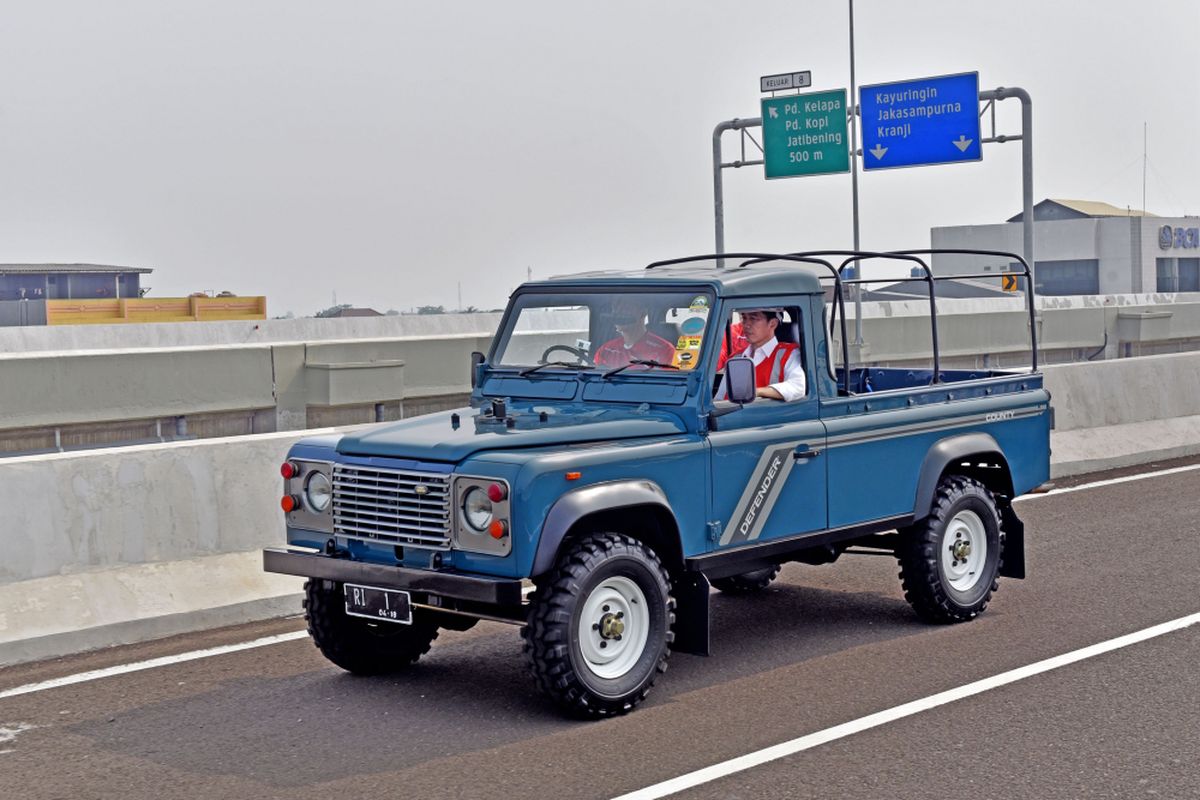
[522,533,674,718]
[897,476,1003,623]
[304,579,440,674]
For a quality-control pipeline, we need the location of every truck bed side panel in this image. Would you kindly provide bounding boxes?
[821,378,1049,528]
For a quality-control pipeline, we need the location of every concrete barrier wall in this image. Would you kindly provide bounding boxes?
[0,314,583,441]
[1043,351,1200,431]
[9,295,1200,446]
[0,431,322,586]
[0,311,507,353]
[1,345,277,430]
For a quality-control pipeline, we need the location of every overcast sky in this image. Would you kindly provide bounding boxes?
[2,1,1198,316]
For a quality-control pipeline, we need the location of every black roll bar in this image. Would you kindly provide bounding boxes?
[644,248,1038,395]
[895,249,1037,372]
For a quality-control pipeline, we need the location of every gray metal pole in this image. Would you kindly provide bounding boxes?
[848,0,863,345]
[979,87,1034,287]
[712,117,764,257]
[713,121,728,254]
[1016,89,1034,286]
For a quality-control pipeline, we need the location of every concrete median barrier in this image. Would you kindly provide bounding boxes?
[0,431,325,666]
[1044,352,1200,476]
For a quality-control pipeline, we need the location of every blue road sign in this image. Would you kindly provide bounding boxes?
[859,72,981,171]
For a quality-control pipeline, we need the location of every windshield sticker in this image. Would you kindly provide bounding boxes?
[679,316,706,335]
[688,295,710,311]
[673,335,703,371]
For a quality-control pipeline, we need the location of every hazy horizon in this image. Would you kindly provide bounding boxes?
[2,0,1197,317]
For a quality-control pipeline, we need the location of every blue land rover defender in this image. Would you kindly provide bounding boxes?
[264,251,1051,717]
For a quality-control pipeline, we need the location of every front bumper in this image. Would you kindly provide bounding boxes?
[263,547,524,606]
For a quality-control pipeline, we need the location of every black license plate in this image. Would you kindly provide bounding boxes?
[344,583,412,625]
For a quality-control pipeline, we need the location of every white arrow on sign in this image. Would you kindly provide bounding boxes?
[869,144,887,160]
[953,135,973,152]
[768,107,779,119]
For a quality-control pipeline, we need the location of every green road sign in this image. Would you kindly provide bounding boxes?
[761,89,850,179]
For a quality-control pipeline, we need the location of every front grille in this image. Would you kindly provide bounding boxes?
[332,464,452,550]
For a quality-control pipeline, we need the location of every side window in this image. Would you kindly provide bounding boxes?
[711,305,808,401]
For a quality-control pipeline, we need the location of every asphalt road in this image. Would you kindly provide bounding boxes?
[2,461,1198,800]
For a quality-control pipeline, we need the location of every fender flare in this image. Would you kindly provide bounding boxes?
[913,432,1012,518]
[531,479,680,577]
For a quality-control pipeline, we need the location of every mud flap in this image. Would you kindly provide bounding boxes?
[671,573,711,656]
[999,501,1026,580]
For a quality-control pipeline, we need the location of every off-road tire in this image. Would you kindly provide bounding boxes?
[710,565,782,595]
[521,533,675,718]
[304,579,440,674]
[897,476,1004,624]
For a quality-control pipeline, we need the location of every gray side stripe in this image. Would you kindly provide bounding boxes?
[824,406,1045,448]
[719,443,799,546]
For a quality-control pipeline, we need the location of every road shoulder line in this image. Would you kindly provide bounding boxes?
[0,631,309,700]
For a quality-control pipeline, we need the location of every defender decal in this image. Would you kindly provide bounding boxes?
[719,444,800,546]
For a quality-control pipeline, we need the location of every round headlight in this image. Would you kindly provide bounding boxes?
[461,486,494,532]
[304,471,332,513]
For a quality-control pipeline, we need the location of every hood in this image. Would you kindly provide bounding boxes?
[336,404,687,462]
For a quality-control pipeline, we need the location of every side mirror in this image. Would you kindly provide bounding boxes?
[725,356,756,404]
[470,351,486,388]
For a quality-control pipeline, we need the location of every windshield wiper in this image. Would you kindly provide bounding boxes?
[518,361,591,377]
[602,359,680,379]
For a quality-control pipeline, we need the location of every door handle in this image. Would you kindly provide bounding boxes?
[793,445,822,460]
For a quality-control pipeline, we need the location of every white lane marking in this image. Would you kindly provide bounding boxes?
[0,722,36,754]
[610,611,1200,800]
[0,632,309,701]
[1017,462,1200,502]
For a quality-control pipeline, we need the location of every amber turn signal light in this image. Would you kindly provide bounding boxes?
[280,495,299,513]
[488,520,508,539]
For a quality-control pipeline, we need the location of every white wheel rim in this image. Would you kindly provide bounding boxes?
[941,509,988,592]
[577,576,650,680]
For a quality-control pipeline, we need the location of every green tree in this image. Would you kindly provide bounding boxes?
[314,304,352,318]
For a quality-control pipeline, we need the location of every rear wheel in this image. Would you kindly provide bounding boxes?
[522,533,674,718]
[304,579,440,674]
[710,565,781,595]
[897,476,1003,623]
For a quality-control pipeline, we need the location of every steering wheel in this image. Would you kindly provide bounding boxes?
[538,344,589,364]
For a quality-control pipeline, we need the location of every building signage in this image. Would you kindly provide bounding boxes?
[1159,225,1200,250]
[859,72,981,171]
[761,88,850,179]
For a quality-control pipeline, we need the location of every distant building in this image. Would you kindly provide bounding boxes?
[0,263,151,301]
[0,263,266,327]
[931,199,1200,296]
[326,307,383,318]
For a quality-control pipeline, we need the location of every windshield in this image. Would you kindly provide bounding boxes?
[493,289,714,373]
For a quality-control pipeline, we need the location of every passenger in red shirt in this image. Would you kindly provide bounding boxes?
[715,321,748,371]
[594,304,676,368]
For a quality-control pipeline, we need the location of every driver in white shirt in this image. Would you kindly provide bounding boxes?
[714,308,806,402]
